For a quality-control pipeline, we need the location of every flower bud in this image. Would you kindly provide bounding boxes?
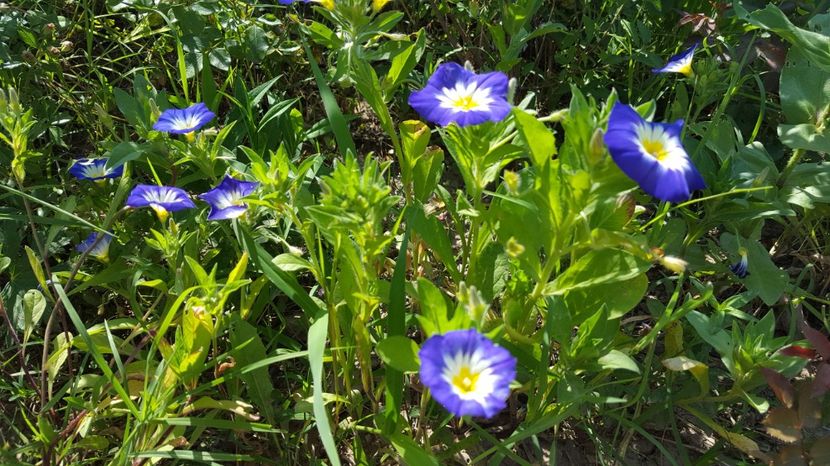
[60,40,73,52]
[506,237,525,258]
[503,170,520,195]
[660,256,688,274]
[587,127,605,165]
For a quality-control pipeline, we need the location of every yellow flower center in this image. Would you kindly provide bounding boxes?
[641,138,669,161]
[678,63,693,77]
[451,366,480,394]
[453,96,478,111]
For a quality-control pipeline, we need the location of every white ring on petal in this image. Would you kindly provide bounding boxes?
[633,124,691,171]
[436,82,495,113]
[441,349,500,401]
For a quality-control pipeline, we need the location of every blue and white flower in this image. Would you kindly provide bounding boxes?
[419,329,516,419]
[198,176,259,221]
[730,248,749,278]
[68,158,123,182]
[408,62,512,127]
[603,103,706,203]
[653,43,698,77]
[76,231,113,261]
[125,184,195,221]
[153,103,216,135]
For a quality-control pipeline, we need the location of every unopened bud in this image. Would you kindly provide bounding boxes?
[503,170,520,194]
[60,40,73,52]
[43,23,56,34]
[660,256,688,274]
[588,127,605,165]
[48,46,60,56]
[506,237,525,258]
[507,77,517,104]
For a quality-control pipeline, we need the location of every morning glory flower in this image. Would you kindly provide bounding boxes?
[408,62,511,127]
[76,231,113,261]
[730,248,749,278]
[603,103,706,203]
[198,176,259,221]
[419,329,516,418]
[68,158,123,182]
[125,184,195,222]
[153,103,215,135]
[653,43,698,77]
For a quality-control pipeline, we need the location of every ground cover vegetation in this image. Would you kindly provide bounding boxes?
[1,0,830,464]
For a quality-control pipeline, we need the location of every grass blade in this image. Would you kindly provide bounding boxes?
[309,314,341,466]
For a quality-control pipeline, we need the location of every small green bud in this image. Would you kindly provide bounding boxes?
[503,170,521,195]
[588,127,605,165]
[506,237,525,258]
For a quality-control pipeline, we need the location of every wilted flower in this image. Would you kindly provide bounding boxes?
[198,176,259,221]
[603,103,705,203]
[653,43,698,77]
[408,62,511,127]
[730,248,749,278]
[68,158,123,182]
[76,231,113,262]
[419,329,516,418]
[153,103,215,135]
[660,255,688,274]
[125,184,195,222]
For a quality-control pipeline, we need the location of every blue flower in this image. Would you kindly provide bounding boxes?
[653,43,698,77]
[418,329,516,418]
[125,184,195,221]
[76,231,113,261]
[408,63,511,127]
[603,103,706,203]
[68,158,123,182]
[730,248,749,278]
[198,176,259,221]
[153,103,216,135]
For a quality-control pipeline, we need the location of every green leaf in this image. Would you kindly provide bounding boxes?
[414,278,451,337]
[244,25,268,62]
[564,272,647,320]
[735,3,830,72]
[782,163,830,209]
[383,223,409,432]
[113,88,143,128]
[512,108,555,167]
[308,314,341,466]
[409,206,459,283]
[105,142,144,170]
[21,289,46,344]
[376,336,420,373]
[598,349,640,374]
[230,316,276,423]
[383,30,426,94]
[388,433,439,466]
[779,47,830,125]
[304,44,356,158]
[778,124,830,153]
[546,249,651,296]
